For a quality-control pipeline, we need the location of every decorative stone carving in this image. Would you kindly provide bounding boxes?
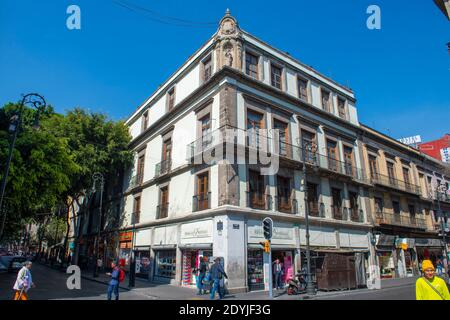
[215,9,243,71]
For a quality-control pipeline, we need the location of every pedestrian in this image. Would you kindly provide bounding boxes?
[273,259,284,290]
[416,259,450,300]
[210,257,228,300]
[197,256,208,295]
[13,261,35,300]
[436,259,444,276]
[106,260,124,300]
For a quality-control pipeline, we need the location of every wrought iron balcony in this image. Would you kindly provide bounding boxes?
[371,173,421,195]
[349,207,364,223]
[308,201,325,218]
[375,211,427,229]
[275,196,297,214]
[155,159,172,177]
[129,174,143,189]
[332,205,344,220]
[156,202,169,219]
[246,191,272,210]
[193,192,211,212]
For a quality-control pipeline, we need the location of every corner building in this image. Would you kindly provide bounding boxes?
[117,11,449,292]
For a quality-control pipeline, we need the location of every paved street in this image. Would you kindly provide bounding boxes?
[0,263,436,300]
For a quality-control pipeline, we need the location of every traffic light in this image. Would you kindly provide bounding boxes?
[263,217,273,240]
[259,240,270,253]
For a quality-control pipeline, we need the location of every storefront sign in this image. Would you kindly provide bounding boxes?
[119,231,133,242]
[248,220,294,244]
[415,238,444,247]
[376,234,395,247]
[181,220,212,239]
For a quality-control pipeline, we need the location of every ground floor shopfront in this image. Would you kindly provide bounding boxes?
[120,212,374,293]
[375,233,447,279]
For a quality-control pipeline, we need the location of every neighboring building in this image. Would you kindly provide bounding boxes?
[110,11,450,292]
[434,0,450,19]
[418,134,450,162]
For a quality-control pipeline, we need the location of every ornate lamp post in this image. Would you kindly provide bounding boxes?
[0,93,46,240]
[92,172,104,278]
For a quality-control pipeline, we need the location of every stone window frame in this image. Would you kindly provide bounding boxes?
[269,60,284,91]
[297,75,310,103]
[194,167,211,200]
[325,134,341,162]
[141,110,149,133]
[320,87,332,113]
[200,53,213,84]
[244,49,261,80]
[336,95,348,121]
[195,102,213,140]
[166,86,177,112]
[271,113,292,150]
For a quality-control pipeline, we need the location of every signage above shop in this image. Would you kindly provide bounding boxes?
[181,220,212,240]
[119,231,133,242]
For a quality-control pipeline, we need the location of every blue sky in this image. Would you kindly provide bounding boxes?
[0,0,449,141]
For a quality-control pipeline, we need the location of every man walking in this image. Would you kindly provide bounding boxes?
[273,259,284,290]
[197,256,208,295]
[13,261,35,300]
[416,259,450,300]
[210,257,228,300]
[106,260,122,300]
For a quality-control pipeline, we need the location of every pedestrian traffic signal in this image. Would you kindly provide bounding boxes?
[263,217,273,240]
[264,240,270,253]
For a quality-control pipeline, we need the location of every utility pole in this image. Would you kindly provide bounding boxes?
[262,217,273,299]
[300,139,316,296]
[436,184,449,276]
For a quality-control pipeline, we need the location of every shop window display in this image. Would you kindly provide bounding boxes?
[155,250,176,279]
[182,250,212,287]
[248,250,264,291]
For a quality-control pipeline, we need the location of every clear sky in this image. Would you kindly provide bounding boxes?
[1,0,449,142]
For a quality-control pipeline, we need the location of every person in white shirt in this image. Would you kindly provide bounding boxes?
[13,261,35,300]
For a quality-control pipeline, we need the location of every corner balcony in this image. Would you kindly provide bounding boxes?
[155,159,172,177]
[371,173,421,195]
[246,191,272,211]
[375,211,427,230]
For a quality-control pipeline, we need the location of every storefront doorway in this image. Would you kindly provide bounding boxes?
[135,248,151,279]
[272,250,295,286]
[153,249,176,282]
[181,249,213,287]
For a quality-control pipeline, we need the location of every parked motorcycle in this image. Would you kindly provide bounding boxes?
[287,270,307,295]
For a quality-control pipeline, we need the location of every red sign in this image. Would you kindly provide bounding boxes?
[119,231,133,242]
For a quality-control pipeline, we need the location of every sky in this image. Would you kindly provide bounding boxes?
[0,0,449,142]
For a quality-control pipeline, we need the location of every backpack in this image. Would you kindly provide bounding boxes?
[118,269,125,283]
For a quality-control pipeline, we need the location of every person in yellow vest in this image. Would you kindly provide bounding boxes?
[416,259,450,300]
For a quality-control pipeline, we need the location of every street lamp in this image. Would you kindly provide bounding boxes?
[0,93,46,241]
[297,138,316,296]
[92,172,104,278]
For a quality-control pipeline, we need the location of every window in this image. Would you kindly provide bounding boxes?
[167,88,175,111]
[297,77,308,101]
[392,201,401,214]
[137,154,145,184]
[200,115,212,148]
[158,186,169,219]
[202,55,212,82]
[133,196,141,224]
[403,167,411,186]
[163,139,172,162]
[307,182,319,216]
[158,139,172,176]
[155,250,176,279]
[331,188,342,219]
[270,64,282,89]
[277,176,291,213]
[247,110,264,148]
[248,170,266,209]
[374,197,383,213]
[344,146,354,176]
[301,130,317,164]
[387,162,396,184]
[369,155,378,179]
[337,97,346,119]
[245,52,259,79]
[142,111,149,132]
[321,89,331,112]
[349,192,360,222]
[196,173,209,211]
[273,120,289,157]
[326,140,339,172]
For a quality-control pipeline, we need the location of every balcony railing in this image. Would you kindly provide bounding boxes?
[308,201,325,218]
[349,207,364,223]
[193,192,211,212]
[375,212,427,229]
[332,205,343,220]
[156,203,169,219]
[155,159,172,177]
[129,174,143,189]
[371,173,421,195]
[275,196,297,214]
[246,192,272,210]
